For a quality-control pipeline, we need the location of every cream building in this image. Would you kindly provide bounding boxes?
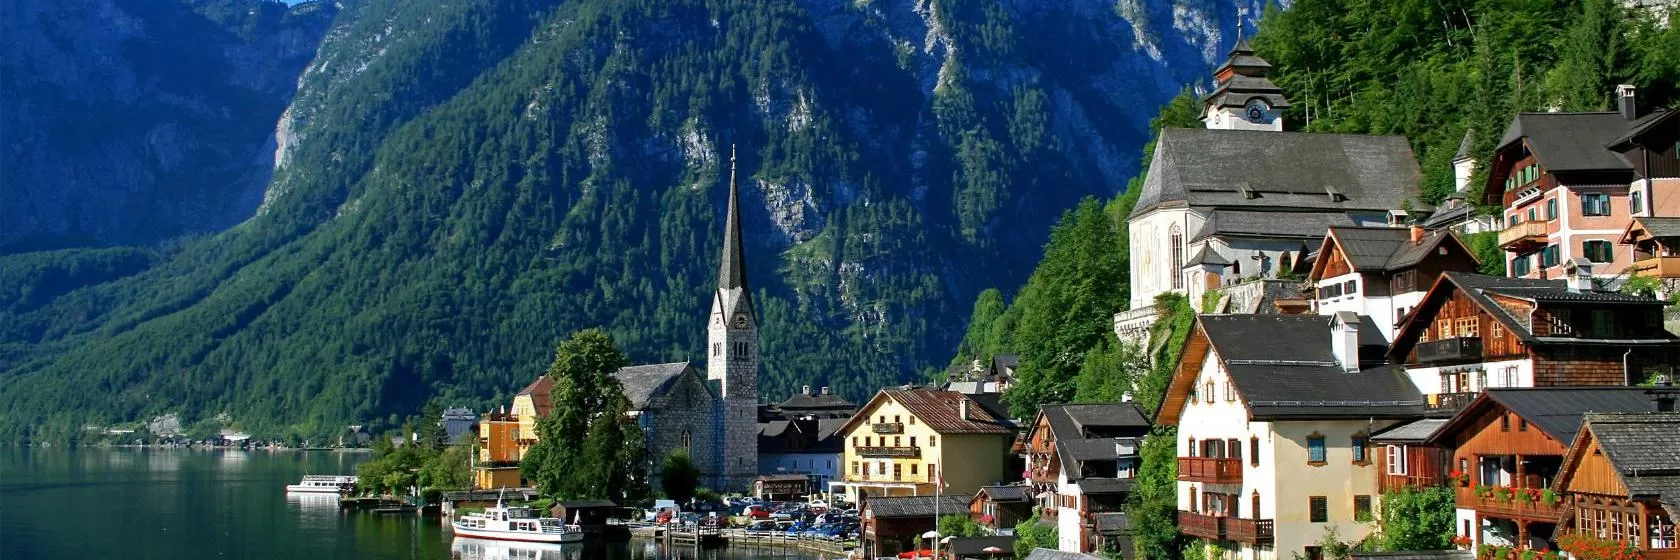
[829,388,1015,504]
[1158,313,1428,560]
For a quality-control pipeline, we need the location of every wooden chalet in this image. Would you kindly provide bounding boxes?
[1305,225,1480,340]
[1023,403,1150,554]
[1426,388,1664,551]
[968,485,1033,532]
[1369,418,1450,493]
[1552,409,1680,559]
[1387,270,1680,410]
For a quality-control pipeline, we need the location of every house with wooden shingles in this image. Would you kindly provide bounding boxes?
[1023,403,1151,554]
[1386,269,1680,411]
[1425,388,1663,552]
[831,388,1016,503]
[1160,313,1427,560]
[1305,225,1479,341]
[1552,409,1680,559]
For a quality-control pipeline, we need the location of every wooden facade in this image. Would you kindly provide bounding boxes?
[1404,288,1528,364]
[1553,421,1680,559]
[1376,444,1449,493]
[1435,400,1572,548]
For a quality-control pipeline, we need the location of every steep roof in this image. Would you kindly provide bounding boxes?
[1389,272,1674,359]
[976,485,1031,503]
[1312,226,1475,280]
[1194,315,1425,420]
[1182,245,1232,269]
[777,392,856,411]
[1496,112,1636,173]
[1430,388,1661,447]
[1190,209,1355,242]
[1624,217,1680,242]
[1607,109,1677,151]
[1130,128,1422,218]
[716,148,752,312]
[838,388,1015,436]
[863,495,972,518]
[1369,418,1448,444]
[611,362,699,409]
[1568,411,1680,517]
[516,377,556,416]
[1033,403,1149,484]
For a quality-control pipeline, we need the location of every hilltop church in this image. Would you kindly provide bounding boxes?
[607,150,761,492]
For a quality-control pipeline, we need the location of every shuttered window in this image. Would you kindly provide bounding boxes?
[1309,496,1328,523]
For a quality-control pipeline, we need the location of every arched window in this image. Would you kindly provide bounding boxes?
[680,430,692,453]
[1169,225,1184,289]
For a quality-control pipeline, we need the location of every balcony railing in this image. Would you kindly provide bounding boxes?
[856,446,920,458]
[1455,486,1565,521]
[871,422,904,434]
[1177,457,1243,484]
[1498,221,1548,251]
[1176,512,1274,544]
[1430,392,1478,410]
[1630,256,1680,278]
[845,472,932,484]
[1416,337,1483,364]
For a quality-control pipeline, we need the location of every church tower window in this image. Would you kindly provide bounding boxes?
[1170,225,1184,289]
[680,430,692,453]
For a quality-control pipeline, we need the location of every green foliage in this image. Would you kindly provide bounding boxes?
[1621,270,1662,298]
[660,451,701,506]
[1374,487,1456,551]
[418,443,474,492]
[1467,231,1506,276]
[520,330,646,501]
[1012,509,1058,558]
[938,514,985,538]
[1291,526,1361,560]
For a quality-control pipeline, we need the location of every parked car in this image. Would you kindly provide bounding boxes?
[742,505,772,519]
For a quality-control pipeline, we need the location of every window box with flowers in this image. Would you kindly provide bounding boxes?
[1475,484,1494,499]
[1557,532,1645,560]
[1449,469,1470,487]
[1454,535,1473,550]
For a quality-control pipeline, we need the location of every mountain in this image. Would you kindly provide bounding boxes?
[0,0,336,251]
[0,0,1265,441]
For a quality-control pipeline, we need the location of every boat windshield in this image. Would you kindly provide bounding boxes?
[506,507,535,519]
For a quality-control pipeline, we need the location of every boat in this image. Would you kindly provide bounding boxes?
[285,475,357,494]
[450,499,583,543]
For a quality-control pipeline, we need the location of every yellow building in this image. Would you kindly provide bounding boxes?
[830,388,1016,503]
[472,377,555,489]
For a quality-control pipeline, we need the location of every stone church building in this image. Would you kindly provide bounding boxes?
[610,151,760,492]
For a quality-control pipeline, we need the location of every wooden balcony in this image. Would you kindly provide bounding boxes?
[871,422,904,434]
[1429,392,1479,410]
[1455,486,1565,521]
[1178,457,1243,484]
[1176,512,1274,544]
[856,446,920,458]
[1416,337,1483,365]
[1630,256,1680,278]
[1225,517,1276,545]
[1178,511,1222,540]
[1498,221,1549,251]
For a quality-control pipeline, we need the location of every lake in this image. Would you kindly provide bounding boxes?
[0,448,827,560]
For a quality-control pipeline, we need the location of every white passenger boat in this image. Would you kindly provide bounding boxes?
[285,475,357,494]
[451,500,583,543]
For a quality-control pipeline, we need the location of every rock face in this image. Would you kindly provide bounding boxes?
[0,0,1261,438]
[0,0,334,251]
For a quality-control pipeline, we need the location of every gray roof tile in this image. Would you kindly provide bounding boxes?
[1199,315,1426,419]
[862,495,972,518]
[1497,112,1636,173]
[1482,388,1662,444]
[611,362,697,409]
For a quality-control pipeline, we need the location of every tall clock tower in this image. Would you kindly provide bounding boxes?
[707,146,759,491]
[1202,38,1289,132]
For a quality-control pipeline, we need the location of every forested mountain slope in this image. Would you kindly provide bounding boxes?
[0,0,1264,441]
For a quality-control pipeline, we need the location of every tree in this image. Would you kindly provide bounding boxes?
[1012,509,1058,558]
[660,451,701,506]
[1375,486,1456,551]
[938,514,984,538]
[521,329,644,500]
[417,400,446,453]
[418,443,473,490]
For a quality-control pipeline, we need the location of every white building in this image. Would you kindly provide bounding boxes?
[1157,313,1427,560]
[1304,225,1480,341]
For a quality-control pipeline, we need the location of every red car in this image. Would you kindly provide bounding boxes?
[654,508,675,524]
[742,505,772,519]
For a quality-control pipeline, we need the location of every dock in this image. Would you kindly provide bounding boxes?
[623,523,855,556]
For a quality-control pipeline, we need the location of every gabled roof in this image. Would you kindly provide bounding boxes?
[1160,315,1425,424]
[516,377,556,416]
[1310,226,1476,281]
[975,485,1032,503]
[1130,129,1422,218]
[1030,404,1150,481]
[863,495,972,518]
[1607,109,1677,152]
[1182,245,1232,269]
[1496,112,1637,173]
[1429,388,1661,447]
[611,362,702,409]
[1388,272,1674,360]
[777,392,856,411]
[1556,411,1680,517]
[837,388,1015,436]
[1621,217,1680,244]
[1370,418,1448,444]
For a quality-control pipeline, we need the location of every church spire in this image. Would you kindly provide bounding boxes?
[717,146,752,308]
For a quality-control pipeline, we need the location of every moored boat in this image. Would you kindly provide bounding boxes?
[285,475,357,494]
[450,500,583,543]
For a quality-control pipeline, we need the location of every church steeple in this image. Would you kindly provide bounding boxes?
[1203,33,1289,131]
[717,146,753,316]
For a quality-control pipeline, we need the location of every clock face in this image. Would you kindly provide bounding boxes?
[733,315,749,329]
[1245,102,1267,123]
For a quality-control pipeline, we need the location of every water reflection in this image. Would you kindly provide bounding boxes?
[451,537,580,560]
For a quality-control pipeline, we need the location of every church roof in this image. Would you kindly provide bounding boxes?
[516,377,556,417]
[1129,128,1422,219]
[716,148,754,317]
[1189,209,1356,242]
[611,362,699,409]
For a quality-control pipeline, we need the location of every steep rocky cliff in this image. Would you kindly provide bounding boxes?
[0,0,333,251]
[1,0,1261,440]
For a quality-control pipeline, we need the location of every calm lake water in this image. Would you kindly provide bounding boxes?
[0,448,825,560]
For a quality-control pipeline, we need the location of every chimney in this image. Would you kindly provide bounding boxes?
[1648,374,1677,412]
[1409,225,1426,244]
[820,386,830,395]
[1617,84,1637,121]
[803,385,812,396]
[1565,258,1595,293]
[960,398,971,421]
[1330,311,1361,372]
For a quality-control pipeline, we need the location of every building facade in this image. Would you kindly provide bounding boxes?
[1023,404,1150,554]
[1553,412,1680,560]
[1306,226,1480,342]
[831,388,1015,504]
